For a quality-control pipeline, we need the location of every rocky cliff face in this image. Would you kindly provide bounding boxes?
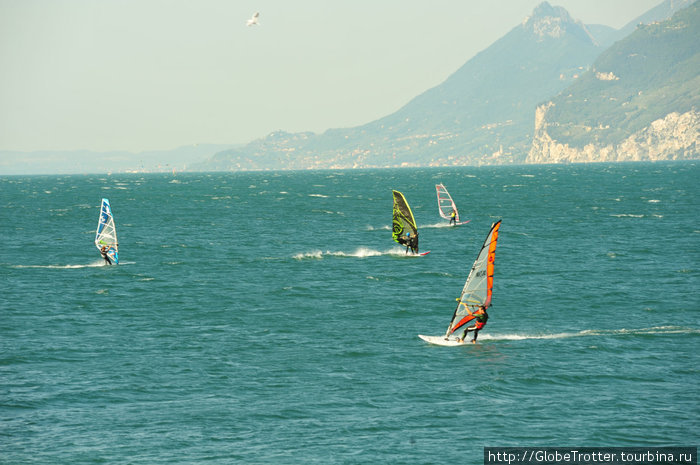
[522,2,597,44]
[525,2,700,165]
[526,105,700,163]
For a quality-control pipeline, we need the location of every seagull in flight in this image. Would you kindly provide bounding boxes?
[246,12,259,26]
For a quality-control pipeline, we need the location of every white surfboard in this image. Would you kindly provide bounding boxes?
[418,334,471,346]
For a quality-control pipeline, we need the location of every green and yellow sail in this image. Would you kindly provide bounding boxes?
[392,190,418,249]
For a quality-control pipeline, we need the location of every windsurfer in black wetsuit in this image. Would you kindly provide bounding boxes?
[100,245,113,265]
[457,306,488,343]
[409,232,418,254]
[401,232,419,254]
[450,209,457,226]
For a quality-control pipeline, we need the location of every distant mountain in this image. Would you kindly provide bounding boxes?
[5,2,692,175]
[0,144,237,175]
[527,1,699,163]
[339,1,604,166]
[193,0,697,172]
[199,2,606,170]
[617,0,695,40]
[588,0,694,48]
[585,24,619,48]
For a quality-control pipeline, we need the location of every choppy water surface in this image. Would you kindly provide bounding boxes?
[1,163,698,464]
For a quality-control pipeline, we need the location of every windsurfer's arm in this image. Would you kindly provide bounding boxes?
[455,299,475,315]
[460,301,473,314]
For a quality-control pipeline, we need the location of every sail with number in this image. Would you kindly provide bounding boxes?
[445,220,501,337]
[392,190,419,252]
[95,198,119,264]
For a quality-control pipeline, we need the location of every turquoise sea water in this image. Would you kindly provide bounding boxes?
[1,163,698,464]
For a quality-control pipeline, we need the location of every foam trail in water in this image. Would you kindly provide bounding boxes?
[421,222,456,229]
[13,263,105,269]
[365,225,392,231]
[293,247,416,259]
[480,326,699,341]
[12,260,134,269]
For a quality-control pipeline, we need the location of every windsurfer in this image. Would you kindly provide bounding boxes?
[457,306,488,343]
[100,245,113,265]
[450,209,457,226]
[400,232,419,254]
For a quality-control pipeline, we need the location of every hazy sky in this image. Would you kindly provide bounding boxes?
[0,0,662,153]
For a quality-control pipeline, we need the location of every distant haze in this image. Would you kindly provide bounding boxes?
[0,0,661,155]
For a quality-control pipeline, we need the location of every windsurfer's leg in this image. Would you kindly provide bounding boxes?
[462,324,477,340]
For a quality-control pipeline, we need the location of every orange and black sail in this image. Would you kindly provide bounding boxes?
[446,220,501,336]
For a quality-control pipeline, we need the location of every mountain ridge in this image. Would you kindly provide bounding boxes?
[3,2,695,174]
[198,0,697,171]
[200,1,607,170]
[527,0,700,163]
[0,144,237,175]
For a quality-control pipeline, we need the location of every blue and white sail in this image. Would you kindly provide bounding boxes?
[95,198,119,264]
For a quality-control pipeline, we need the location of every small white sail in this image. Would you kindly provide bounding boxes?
[436,183,459,222]
[436,183,471,225]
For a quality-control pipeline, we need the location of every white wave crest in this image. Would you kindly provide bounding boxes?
[366,225,392,231]
[293,247,416,260]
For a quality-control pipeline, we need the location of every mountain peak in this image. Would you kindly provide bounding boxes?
[522,1,594,43]
[532,1,572,20]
